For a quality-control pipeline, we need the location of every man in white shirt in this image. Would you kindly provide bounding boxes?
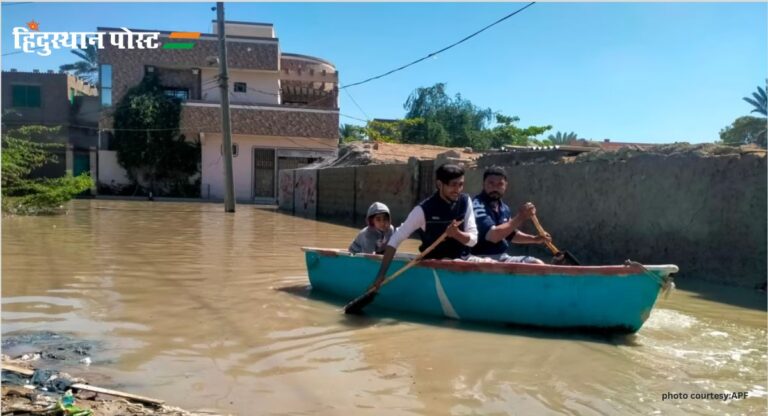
[367,163,478,292]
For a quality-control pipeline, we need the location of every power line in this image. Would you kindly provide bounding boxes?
[341,2,536,90]
[340,113,368,123]
[343,88,370,121]
[2,49,34,56]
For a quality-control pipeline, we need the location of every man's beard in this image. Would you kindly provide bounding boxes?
[487,191,502,200]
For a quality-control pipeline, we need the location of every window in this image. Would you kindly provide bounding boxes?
[100,64,112,107]
[233,82,246,93]
[220,143,239,157]
[163,88,189,101]
[12,85,41,107]
[70,88,75,104]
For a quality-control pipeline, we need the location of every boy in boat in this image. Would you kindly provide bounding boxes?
[471,166,550,263]
[366,163,479,291]
[348,202,395,254]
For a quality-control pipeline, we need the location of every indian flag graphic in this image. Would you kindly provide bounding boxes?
[162,32,200,49]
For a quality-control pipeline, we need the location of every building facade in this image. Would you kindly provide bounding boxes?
[1,70,98,183]
[97,20,339,202]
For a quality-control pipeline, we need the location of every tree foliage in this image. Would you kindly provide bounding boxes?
[394,83,550,150]
[403,83,495,149]
[719,116,767,147]
[1,126,93,215]
[339,123,365,143]
[364,118,423,143]
[548,131,579,144]
[487,114,552,149]
[112,74,200,196]
[59,44,98,83]
[743,80,767,117]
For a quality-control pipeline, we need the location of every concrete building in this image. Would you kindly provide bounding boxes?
[97,20,339,202]
[1,69,98,183]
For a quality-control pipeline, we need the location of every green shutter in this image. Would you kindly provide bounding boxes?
[28,86,40,107]
[12,85,26,106]
[11,85,41,107]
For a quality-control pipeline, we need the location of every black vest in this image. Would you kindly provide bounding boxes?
[418,192,470,259]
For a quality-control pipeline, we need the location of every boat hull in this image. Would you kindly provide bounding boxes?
[303,248,677,332]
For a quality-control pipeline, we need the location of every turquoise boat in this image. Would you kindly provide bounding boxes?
[303,248,678,333]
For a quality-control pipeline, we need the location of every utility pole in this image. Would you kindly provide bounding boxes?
[217,2,236,212]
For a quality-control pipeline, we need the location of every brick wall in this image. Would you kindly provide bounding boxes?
[317,167,357,221]
[2,71,98,151]
[2,72,72,126]
[281,57,333,72]
[354,164,416,226]
[294,169,317,219]
[179,104,338,139]
[278,170,295,212]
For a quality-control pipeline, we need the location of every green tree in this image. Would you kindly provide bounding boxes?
[487,114,552,149]
[59,44,98,83]
[719,116,767,147]
[2,126,93,215]
[743,81,767,117]
[339,123,366,143]
[401,118,450,146]
[403,83,494,148]
[400,83,550,150]
[364,118,422,143]
[547,131,578,144]
[112,74,200,196]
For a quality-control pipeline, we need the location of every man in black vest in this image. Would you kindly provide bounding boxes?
[471,166,550,263]
[368,163,478,290]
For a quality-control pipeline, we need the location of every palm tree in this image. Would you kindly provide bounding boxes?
[339,123,365,143]
[743,80,767,117]
[547,131,578,145]
[59,44,98,83]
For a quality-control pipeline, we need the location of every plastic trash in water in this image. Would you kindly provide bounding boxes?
[62,390,75,406]
[58,390,93,416]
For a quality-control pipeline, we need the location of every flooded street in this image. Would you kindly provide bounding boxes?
[2,200,766,415]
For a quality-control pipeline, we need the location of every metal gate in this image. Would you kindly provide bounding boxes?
[253,148,276,199]
[73,151,91,196]
[73,152,90,177]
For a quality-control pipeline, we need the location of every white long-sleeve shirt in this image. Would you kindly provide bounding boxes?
[387,195,478,249]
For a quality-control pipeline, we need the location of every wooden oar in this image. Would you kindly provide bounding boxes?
[344,220,460,314]
[531,215,581,265]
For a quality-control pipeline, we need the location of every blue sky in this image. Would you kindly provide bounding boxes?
[2,2,766,143]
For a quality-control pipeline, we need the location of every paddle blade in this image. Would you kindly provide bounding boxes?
[344,290,378,314]
[563,250,581,265]
[552,251,581,266]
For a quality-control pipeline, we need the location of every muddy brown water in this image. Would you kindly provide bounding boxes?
[2,200,765,415]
